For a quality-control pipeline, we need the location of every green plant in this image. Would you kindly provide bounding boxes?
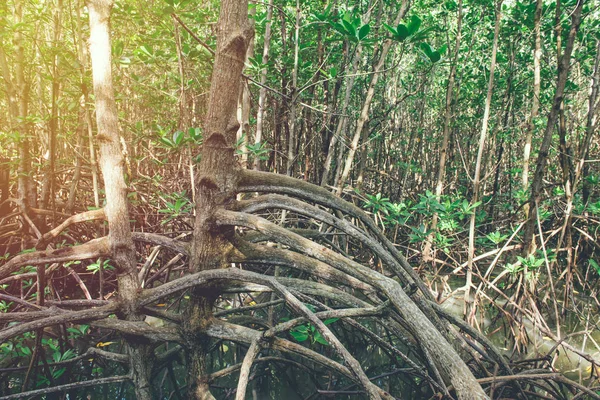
[158,191,192,224]
[0,300,12,313]
[383,15,422,42]
[86,259,114,274]
[289,318,338,346]
[67,324,90,340]
[363,193,392,215]
[246,141,271,161]
[589,259,600,276]
[486,231,509,246]
[330,11,371,43]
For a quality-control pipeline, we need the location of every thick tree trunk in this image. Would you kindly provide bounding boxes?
[184,0,253,398]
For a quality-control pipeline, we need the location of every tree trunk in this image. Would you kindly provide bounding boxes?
[465,0,503,316]
[253,0,274,171]
[184,0,253,397]
[86,0,154,398]
[421,0,463,263]
[335,2,409,195]
[522,1,583,256]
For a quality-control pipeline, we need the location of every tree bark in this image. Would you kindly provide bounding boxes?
[522,1,583,255]
[86,0,154,398]
[465,0,503,316]
[184,0,253,398]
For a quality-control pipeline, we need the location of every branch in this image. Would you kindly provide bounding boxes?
[36,209,106,247]
[0,303,117,343]
[215,209,486,396]
[232,194,417,289]
[234,238,373,292]
[0,347,128,374]
[205,319,394,400]
[206,356,310,383]
[238,170,432,299]
[141,266,380,397]
[131,232,190,256]
[0,375,130,400]
[0,237,110,281]
[91,319,180,342]
[235,339,261,400]
[171,13,215,56]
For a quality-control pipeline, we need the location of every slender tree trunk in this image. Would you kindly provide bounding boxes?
[237,8,255,170]
[335,1,409,195]
[253,0,274,171]
[465,0,503,316]
[286,0,300,177]
[522,1,583,255]
[321,42,359,187]
[522,0,542,208]
[422,0,463,263]
[14,0,37,219]
[40,0,62,211]
[86,1,154,398]
[75,0,100,208]
[582,39,600,204]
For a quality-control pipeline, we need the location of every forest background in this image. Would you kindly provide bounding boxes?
[0,0,599,398]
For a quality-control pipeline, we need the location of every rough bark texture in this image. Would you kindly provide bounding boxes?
[183,0,253,398]
[86,0,154,398]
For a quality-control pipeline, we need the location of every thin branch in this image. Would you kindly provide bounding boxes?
[0,374,130,400]
[0,303,117,343]
[171,13,215,56]
[235,340,261,400]
[36,208,105,247]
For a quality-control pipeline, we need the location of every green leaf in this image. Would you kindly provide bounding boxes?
[341,19,356,38]
[406,15,422,35]
[290,330,309,342]
[383,23,398,36]
[358,24,370,41]
[323,318,339,325]
[590,259,600,275]
[139,45,153,57]
[396,24,410,41]
[173,130,184,146]
[314,332,329,345]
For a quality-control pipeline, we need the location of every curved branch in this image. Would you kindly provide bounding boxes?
[238,170,431,298]
[0,303,118,343]
[0,237,110,280]
[235,339,261,400]
[36,209,106,247]
[131,232,190,256]
[0,375,130,400]
[215,209,488,398]
[91,318,180,342]
[232,194,416,286]
[206,356,311,383]
[205,319,394,400]
[234,238,373,292]
[144,266,379,398]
